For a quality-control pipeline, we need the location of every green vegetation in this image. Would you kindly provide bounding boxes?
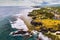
[28,7,60,31]
[44,33,60,40]
[28,8,55,19]
[28,7,60,40]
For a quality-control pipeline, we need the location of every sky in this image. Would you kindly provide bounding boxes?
[0,0,60,6]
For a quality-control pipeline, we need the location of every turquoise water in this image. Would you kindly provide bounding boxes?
[0,6,35,40]
[0,18,34,40]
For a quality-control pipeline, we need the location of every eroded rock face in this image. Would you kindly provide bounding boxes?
[31,20,43,26]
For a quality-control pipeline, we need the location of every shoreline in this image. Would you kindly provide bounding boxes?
[14,8,40,30]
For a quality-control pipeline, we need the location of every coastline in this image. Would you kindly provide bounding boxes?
[14,8,40,30]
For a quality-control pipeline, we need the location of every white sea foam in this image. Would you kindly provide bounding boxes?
[10,8,40,30]
[10,17,28,31]
[10,8,33,31]
[38,32,51,40]
[15,8,40,26]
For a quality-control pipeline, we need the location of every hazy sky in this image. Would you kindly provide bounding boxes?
[0,0,60,6]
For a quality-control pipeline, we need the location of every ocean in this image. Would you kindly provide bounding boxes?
[0,6,34,40]
[0,6,51,40]
[0,18,35,40]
